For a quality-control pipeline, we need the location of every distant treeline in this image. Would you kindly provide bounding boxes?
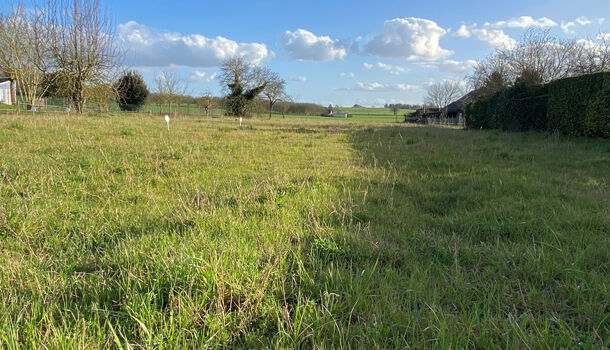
[384,103,422,110]
[146,93,328,116]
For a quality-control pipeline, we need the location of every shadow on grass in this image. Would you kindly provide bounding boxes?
[286,125,610,348]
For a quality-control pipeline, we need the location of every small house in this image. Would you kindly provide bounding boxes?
[0,78,15,105]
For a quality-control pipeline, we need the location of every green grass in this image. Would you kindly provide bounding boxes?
[0,115,608,348]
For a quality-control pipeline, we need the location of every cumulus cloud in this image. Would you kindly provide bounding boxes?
[472,28,517,49]
[339,72,355,78]
[189,71,217,82]
[342,82,420,92]
[485,16,557,29]
[118,21,272,67]
[453,23,516,49]
[280,29,346,61]
[363,62,406,75]
[364,18,452,60]
[561,21,576,34]
[455,25,471,38]
[561,16,606,34]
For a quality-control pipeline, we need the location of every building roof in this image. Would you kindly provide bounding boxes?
[446,90,479,113]
[0,78,12,83]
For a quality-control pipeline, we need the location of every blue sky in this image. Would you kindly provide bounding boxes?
[4,0,610,106]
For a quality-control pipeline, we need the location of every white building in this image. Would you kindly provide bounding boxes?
[0,78,14,105]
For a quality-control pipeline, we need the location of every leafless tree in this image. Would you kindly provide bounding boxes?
[424,81,465,117]
[277,96,293,119]
[496,29,576,83]
[252,67,286,118]
[569,35,610,74]
[154,71,187,115]
[45,0,123,113]
[218,56,255,93]
[0,3,51,109]
[197,90,214,117]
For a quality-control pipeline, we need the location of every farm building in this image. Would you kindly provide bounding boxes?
[0,78,16,105]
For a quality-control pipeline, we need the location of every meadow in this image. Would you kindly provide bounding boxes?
[0,114,608,348]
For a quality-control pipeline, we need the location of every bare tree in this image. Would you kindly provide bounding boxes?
[424,81,465,117]
[570,35,610,74]
[277,96,293,119]
[252,67,286,118]
[197,90,214,117]
[0,3,51,109]
[497,29,575,83]
[154,71,187,115]
[45,0,122,113]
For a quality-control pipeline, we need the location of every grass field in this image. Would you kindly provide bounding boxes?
[1,102,412,123]
[0,114,608,348]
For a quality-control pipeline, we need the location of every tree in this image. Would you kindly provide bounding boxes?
[154,71,187,115]
[0,3,51,109]
[197,91,214,117]
[424,81,465,117]
[116,71,149,111]
[45,0,123,113]
[219,57,266,116]
[252,67,286,118]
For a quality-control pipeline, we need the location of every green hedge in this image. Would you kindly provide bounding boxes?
[465,71,610,137]
[547,72,610,137]
[465,84,548,132]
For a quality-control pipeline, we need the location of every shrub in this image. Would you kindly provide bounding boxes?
[466,71,609,137]
[116,71,149,111]
[547,72,610,137]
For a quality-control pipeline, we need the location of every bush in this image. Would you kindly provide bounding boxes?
[116,71,149,111]
[547,72,610,137]
[465,71,609,137]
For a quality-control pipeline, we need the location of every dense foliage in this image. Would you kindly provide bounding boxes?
[116,71,149,111]
[466,71,610,137]
[547,71,610,137]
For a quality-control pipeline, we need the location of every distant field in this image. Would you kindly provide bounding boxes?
[0,114,608,348]
[1,103,413,123]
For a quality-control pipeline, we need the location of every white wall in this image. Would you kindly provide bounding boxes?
[0,81,11,105]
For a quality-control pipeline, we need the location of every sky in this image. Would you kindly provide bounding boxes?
[4,0,610,106]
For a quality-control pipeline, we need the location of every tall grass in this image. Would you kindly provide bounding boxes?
[0,114,608,348]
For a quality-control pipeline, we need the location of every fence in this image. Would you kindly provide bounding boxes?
[425,114,465,127]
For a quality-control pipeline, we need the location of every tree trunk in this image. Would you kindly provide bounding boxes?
[73,81,85,114]
[269,100,273,119]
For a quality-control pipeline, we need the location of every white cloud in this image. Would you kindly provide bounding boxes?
[363,62,406,75]
[486,16,557,29]
[118,21,272,68]
[455,25,471,38]
[561,16,605,34]
[364,17,452,60]
[471,28,516,49]
[339,72,355,78]
[421,59,478,74]
[599,33,610,41]
[189,71,217,82]
[280,29,346,61]
[561,21,576,34]
[354,97,409,107]
[343,82,420,92]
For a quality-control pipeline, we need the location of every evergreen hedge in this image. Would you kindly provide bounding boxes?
[465,71,610,137]
[547,72,610,137]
